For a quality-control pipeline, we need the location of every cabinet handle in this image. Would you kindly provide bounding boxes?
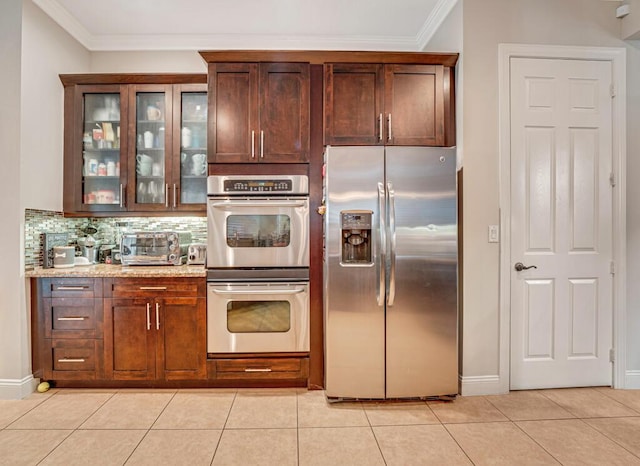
[173,183,177,208]
[165,184,169,208]
[251,130,255,159]
[139,286,168,290]
[56,286,88,291]
[57,358,85,363]
[379,113,383,142]
[387,114,392,142]
[57,316,87,321]
[146,303,151,330]
[244,368,272,372]
[155,302,160,330]
[120,184,124,208]
[260,130,264,159]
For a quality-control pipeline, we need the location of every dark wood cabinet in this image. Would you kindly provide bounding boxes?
[325,63,452,146]
[103,277,207,381]
[208,62,309,163]
[60,75,207,215]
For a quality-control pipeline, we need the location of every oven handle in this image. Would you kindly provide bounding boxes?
[209,200,307,208]
[210,288,306,295]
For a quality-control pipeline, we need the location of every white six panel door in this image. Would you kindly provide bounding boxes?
[510,57,613,389]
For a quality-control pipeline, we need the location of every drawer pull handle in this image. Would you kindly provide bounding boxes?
[56,286,88,291]
[57,358,86,363]
[244,368,272,372]
[57,317,87,321]
[139,286,168,290]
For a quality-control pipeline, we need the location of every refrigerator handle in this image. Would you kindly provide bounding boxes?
[377,182,386,306]
[387,182,397,306]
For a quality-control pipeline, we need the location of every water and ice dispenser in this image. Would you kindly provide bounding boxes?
[341,210,372,264]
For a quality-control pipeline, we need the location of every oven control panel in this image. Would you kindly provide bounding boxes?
[223,179,293,192]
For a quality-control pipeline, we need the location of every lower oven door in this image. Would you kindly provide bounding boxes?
[207,282,310,353]
[207,197,309,268]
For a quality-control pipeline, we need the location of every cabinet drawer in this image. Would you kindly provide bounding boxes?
[215,358,309,380]
[108,278,204,298]
[47,278,101,298]
[47,339,103,379]
[45,298,103,339]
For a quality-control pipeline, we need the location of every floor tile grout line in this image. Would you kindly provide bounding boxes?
[441,420,478,465]
[577,416,640,460]
[209,389,237,465]
[296,389,300,466]
[593,388,640,416]
[511,420,563,465]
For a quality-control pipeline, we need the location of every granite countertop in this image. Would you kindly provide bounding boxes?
[25,264,207,278]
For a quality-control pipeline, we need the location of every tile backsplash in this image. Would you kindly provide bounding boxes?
[24,209,207,271]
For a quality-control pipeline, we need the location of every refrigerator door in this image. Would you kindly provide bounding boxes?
[385,146,458,398]
[324,146,386,398]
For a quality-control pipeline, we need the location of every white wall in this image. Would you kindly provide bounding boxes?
[0,0,27,398]
[90,51,206,73]
[622,0,640,39]
[461,0,640,393]
[0,0,90,399]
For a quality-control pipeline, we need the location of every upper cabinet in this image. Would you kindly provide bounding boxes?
[208,62,310,163]
[61,75,207,215]
[324,63,454,146]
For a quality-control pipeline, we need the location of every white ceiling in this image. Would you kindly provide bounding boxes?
[32,0,459,51]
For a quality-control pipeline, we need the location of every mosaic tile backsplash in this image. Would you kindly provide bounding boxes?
[24,209,207,271]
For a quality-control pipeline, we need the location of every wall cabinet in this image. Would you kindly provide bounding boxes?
[103,278,207,381]
[324,63,454,146]
[60,75,207,215]
[208,62,310,163]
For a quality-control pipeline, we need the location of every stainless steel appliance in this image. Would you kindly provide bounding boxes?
[187,243,207,265]
[207,282,309,353]
[206,174,310,354]
[120,231,191,266]
[206,175,309,270]
[324,146,458,399]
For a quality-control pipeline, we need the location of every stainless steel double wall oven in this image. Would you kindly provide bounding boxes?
[206,175,310,354]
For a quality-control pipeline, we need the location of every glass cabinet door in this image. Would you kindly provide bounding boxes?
[134,91,168,206]
[178,90,207,205]
[82,93,123,207]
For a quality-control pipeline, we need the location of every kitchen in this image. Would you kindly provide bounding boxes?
[2,0,640,408]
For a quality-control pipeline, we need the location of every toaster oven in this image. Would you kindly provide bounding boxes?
[120,231,192,266]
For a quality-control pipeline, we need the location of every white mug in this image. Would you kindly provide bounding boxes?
[181,127,192,148]
[191,153,207,176]
[152,162,162,177]
[146,106,162,120]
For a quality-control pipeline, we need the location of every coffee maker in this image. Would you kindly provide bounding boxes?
[340,211,372,264]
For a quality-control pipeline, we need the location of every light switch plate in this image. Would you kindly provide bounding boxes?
[488,225,499,243]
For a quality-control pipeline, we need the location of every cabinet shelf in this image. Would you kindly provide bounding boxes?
[83,148,120,153]
[83,176,120,181]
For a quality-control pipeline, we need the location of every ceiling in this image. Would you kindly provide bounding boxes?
[32,0,458,52]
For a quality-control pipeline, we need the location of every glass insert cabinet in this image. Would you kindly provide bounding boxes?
[61,76,207,214]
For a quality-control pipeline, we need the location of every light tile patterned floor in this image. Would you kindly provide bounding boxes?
[1,387,640,465]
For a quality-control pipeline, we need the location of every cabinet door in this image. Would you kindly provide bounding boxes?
[104,298,156,380]
[172,84,207,210]
[384,64,445,146]
[128,84,173,211]
[157,297,206,380]
[70,85,129,213]
[259,63,310,162]
[208,63,259,163]
[324,64,384,145]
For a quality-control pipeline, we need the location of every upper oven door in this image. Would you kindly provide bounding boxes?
[207,197,309,268]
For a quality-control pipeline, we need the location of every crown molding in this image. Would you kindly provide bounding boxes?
[33,0,456,52]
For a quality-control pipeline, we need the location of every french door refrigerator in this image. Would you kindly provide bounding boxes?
[324,145,458,399]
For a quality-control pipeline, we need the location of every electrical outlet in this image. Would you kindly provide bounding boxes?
[488,225,499,243]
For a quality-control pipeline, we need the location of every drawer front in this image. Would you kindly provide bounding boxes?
[45,298,103,338]
[48,339,102,379]
[49,278,100,298]
[215,358,308,380]
[108,278,204,298]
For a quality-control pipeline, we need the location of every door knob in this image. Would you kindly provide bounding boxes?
[514,262,537,272]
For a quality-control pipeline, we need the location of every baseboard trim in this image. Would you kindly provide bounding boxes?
[625,370,640,389]
[460,375,505,396]
[0,375,38,400]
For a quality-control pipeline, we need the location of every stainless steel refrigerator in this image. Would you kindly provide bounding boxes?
[324,145,458,399]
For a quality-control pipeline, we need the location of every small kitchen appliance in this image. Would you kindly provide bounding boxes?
[187,243,207,265]
[53,246,75,268]
[120,231,192,266]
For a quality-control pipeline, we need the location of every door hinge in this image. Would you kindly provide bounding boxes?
[610,172,616,187]
[609,348,615,363]
[610,261,616,275]
[610,84,616,98]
